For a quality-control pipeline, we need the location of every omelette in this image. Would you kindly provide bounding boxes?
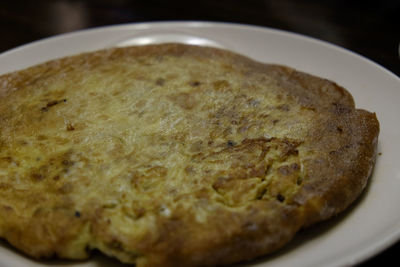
[0,43,379,266]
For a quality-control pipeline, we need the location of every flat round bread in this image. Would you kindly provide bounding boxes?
[0,43,379,266]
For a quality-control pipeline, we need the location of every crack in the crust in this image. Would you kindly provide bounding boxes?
[255,164,273,200]
[256,187,267,200]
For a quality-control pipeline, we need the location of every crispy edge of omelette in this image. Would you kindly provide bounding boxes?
[0,43,379,266]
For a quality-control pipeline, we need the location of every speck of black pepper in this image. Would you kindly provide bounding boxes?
[227,140,236,147]
[75,211,81,218]
[277,194,285,202]
[190,81,201,87]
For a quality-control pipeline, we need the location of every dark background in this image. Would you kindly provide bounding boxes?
[1,0,399,76]
[0,0,399,266]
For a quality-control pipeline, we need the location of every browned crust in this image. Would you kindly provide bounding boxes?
[0,43,379,266]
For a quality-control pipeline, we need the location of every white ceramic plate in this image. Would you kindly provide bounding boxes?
[0,21,399,267]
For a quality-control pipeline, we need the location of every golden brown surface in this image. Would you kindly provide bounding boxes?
[0,43,379,266]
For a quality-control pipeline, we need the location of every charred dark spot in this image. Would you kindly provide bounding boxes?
[155,78,165,86]
[75,211,81,218]
[256,187,267,200]
[40,99,67,112]
[277,194,285,202]
[189,81,201,87]
[296,177,303,185]
[227,140,236,147]
[47,100,60,107]
[67,124,75,131]
[337,126,343,133]
[272,119,280,124]
[53,175,60,181]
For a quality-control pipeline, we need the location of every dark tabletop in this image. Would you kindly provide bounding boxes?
[0,0,399,266]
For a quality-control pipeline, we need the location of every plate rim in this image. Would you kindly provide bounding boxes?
[1,20,399,81]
